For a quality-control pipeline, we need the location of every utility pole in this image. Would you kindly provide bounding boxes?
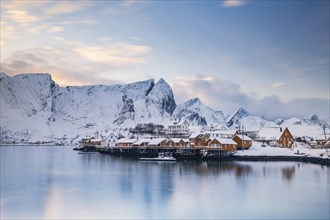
[322,124,328,152]
[242,125,244,152]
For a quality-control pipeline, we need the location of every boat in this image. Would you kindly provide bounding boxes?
[140,152,176,161]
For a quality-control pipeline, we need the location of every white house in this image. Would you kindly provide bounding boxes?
[102,133,118,147]
[167,119,190,135]
[205,129,238,139]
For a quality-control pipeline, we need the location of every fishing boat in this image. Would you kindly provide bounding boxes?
[140,152,176,161]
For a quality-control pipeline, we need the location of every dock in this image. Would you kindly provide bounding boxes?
[78,145,235,160]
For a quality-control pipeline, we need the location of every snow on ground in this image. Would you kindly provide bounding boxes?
[235,142,330,159]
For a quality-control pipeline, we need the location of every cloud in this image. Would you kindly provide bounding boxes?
[5,10,38,24]
[53,37,64,41]
[0,47,123,86]
[171,75,329,119]
[0,38,152,86]
[0,22,16,46]
[222,0,246,7]
[120,0,143,7]
[271,82,287,88]
[1,0,49,11]
[171,76,250,115]
[47,26,63,33]
[252,96,330,120]
[74,43,151,65]
[44,2,90,16]
[130,36,141,41]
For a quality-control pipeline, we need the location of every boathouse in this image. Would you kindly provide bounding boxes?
[148,138,168,147]
[133,139,151,147]
[168,138,191,148]
[116,139,137,148]
[208,138,237,151]
[84,138,102,146]
[232,134,252,150]
[189,133,211,147]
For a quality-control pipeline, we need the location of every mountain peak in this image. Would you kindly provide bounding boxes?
[146,77,176,115]
[156,78,166,84]
[191,98,201,103]
[172,98,227,126]
[237,107,249,115]
[0,72,8,79]
[227,107,249,127]
[186,98,201,106]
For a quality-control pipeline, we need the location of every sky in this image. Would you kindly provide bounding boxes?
[1,0,329,119]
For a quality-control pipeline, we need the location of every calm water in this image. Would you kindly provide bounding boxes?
[0,146,329,219]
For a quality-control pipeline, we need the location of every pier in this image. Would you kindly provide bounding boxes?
[77,144,235,160]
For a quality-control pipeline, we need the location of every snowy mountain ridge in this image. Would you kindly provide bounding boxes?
[227,108,329,139]
[0,72,328,143]
[0,73,228,143]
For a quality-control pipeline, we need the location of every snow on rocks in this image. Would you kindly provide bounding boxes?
[235,142,330,159]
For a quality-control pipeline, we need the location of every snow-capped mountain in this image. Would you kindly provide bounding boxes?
[279,115,329,139]
[227,107,329,139]
[1,72,328,143]
[172,98,227,126]
[0,73,224,143]
[226,107,249,127]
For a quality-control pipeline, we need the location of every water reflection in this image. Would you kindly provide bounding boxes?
[193,161,253,178]
[281,166,295,182]
[1,146,329,219]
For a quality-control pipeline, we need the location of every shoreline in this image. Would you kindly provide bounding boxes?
[226,155,330,166]
[96,149,330,166]
[2,144,328,166]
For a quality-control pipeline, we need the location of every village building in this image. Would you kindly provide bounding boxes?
[257,127,294,148]
[83,138,102,146]
[167,119,190,135]
[232,134,253,150]
[189,133,211,147]
[102,133,118,147]
[148,138,168,147]
[208,138,237,151]
[116,139,137,148]
[133,139,151,147]
[167,138,190,148]
[205,129,238,139]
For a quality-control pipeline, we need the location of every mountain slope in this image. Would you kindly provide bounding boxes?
[0,73,176,142]
[172,98,227,126]
[1,72,328,143]
[227,108,329,139]
[227,107,249,127]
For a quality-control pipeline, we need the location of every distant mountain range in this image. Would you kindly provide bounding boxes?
[0,72,329,143]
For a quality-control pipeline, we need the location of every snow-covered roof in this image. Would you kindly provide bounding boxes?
[133,139,151,146]
[170,119,189,126]
[189,132,202,139]
[234,134,252,141]
[169,138,183,143]
[212,138,237,145]
[90,139,102,142]
[117,138,137,144]
[206,129,238,135]
[257,127,284,140]
[148,138,167,146]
